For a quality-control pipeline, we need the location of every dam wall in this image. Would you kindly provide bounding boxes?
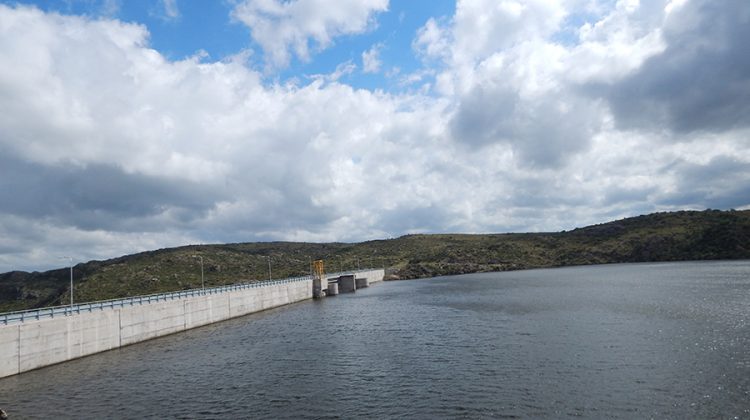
[350,268,384,285]
[0,279,311,379]
[0,269,385,379]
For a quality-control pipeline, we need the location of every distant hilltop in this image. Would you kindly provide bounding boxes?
[2,209,749,312]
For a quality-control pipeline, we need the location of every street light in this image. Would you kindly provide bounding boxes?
[194,256,204,291]
[60,256,73,307]
[267,256,272,281]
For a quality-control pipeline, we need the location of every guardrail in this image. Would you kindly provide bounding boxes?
[0,268,382,325]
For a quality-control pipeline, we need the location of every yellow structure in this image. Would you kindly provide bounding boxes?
[312,260,325,279]
[312,259,326,298]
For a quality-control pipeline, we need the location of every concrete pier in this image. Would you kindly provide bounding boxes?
[312,277,326,298]
[327,282,339,296]
[338,275,357,293]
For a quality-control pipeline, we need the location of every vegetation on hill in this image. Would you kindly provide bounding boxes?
[1,209,749,313]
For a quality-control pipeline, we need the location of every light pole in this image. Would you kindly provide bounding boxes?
[61,256,73,307]
[356,257,360,271]
[194,256,204,291]
[267,256,272,281]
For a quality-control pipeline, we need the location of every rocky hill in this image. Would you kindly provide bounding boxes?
[1,209,749,312]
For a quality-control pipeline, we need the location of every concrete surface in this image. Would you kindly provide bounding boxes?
[338,275,357,293]
[355,277,369,288]
[0,325,19,378]
[327,282,339,296]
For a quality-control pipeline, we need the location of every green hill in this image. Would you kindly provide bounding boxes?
[2,209,749,313]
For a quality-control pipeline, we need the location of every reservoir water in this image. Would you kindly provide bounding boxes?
[1,261,749,418]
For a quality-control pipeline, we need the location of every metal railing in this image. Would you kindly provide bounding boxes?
[0,268,383,325]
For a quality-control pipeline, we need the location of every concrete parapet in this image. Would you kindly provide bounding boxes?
[120,300,186,346]
[228,287,263,317]
[355,277,369,288]
[66,310,121,360]
[18,310,121,372]
[184,294,231,330]
[347,269,384,286]
[0,324,20,378]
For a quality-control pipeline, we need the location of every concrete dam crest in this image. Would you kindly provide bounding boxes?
[0,269,384,379]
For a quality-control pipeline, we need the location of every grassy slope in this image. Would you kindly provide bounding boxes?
[1,209,749,312]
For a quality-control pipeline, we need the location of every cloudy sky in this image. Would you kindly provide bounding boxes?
[0,0,748,272]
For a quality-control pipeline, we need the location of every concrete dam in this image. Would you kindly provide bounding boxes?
[0,268,384,379]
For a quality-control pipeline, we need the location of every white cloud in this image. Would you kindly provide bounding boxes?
[309,60,356,83]
[362,43,383,74]
[413,17,450,61]
[564,0,667,84]
[450,0,567,67]
[1,1,749,272]
[664,0,688,15]
[100,0,121,17]
[232,0,388,69]
[160,0,180,21]
[0,4,451,270]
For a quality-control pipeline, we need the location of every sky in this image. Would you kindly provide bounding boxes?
[0,0,749,272]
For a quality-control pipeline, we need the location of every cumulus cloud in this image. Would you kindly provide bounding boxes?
[421,0,601,166]
[599,0,750,134]
[418,0,750,168]
[232,0,388,69]
[1,1,749,272]
[153,0,180,21]
[362,43,383,74]
[99,0,121,17]
[658,155,750,209]
[412,0,750,216]
[413,17,450,61]
[0,4,451,270]
[308,60,357,84]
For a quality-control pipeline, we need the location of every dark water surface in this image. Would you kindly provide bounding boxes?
[1,261,749,418]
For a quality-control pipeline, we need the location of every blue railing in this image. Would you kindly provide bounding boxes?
[0,268,382,325]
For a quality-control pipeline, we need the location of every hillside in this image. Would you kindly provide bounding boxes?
[2,209,749,312]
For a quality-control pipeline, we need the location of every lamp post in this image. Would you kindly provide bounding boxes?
[194,256,204,291]
[267,256,272,281]
[61,256,73,307]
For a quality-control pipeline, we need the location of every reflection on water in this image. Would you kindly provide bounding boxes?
[1,261,749,418]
